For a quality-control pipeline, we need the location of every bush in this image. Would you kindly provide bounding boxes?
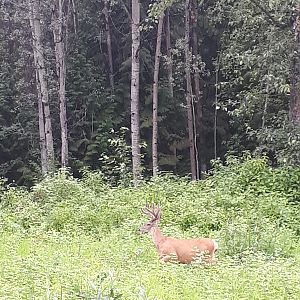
[0,157,299,258]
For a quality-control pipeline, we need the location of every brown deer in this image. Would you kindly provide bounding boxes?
[139,204,218,264]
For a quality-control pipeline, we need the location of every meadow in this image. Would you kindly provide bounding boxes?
[0,157,299,299]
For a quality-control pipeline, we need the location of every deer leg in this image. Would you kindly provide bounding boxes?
[206,253,217,265]
[159,255,171,263]
[159,252,179,263]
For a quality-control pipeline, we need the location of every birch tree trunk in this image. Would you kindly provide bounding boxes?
[185,0,197,180]
[191,0,201,112]
[152,15,164,177]
[29,12,47,174]
[291,3,300,125]
[53,0,68,168]
[191,0,201,178]
[103,0,114,91]
[29,0,55,174]
[165,8,173,99]
[214,55,219,160]
[35,62,48,174]
[131,0,141,186]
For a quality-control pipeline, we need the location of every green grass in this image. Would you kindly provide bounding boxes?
[0,230,299,300]
[0,158,299,299]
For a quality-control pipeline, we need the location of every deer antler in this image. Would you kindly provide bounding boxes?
[141,203,161,222]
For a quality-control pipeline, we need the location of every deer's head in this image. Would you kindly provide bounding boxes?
[139,204,161,234]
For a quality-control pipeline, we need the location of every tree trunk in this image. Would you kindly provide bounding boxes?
[53,0,68,168]
[214,55,219,160]
[131,0,141,186]
[152,15,164,177]
[103,0,114,91]
[191,0,201,118]
[291,3,300,125]
[191,0,201,178]
[165,8,173,99]
[30,13,47,174]
[185,0,197,180]
[37,88,48,175]
[29,0,55,174]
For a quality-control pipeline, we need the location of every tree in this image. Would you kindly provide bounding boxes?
[152,14,164,177]
[1,0,299,186]
[291,2,300,125]
[131,0,141,186]
[185,0,197,180]
[209,0,294,162]
[29,0,55,173]
[52,0,68,168]
[165,8,174,99]
[191,0,201,177]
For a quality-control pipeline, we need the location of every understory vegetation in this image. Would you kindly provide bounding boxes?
[0,157,299,299]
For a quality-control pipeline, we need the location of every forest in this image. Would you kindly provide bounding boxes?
[0,0,300,299]
[0,0,299,185]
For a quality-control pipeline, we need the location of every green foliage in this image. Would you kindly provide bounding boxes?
[256,117,300,166]
[0,232,299,299]
[208,0,297,164]
[0,2,40,186]
[98,127,133,186]
[0,0,299,193]
[211,155,300,206]
[143,0,175,28]
[0,158,300,298]
[1,158,299,257]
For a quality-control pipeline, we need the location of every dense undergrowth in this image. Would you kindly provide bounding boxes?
[0,157,299,299]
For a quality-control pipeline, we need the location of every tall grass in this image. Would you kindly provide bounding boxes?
[0,157,299,299]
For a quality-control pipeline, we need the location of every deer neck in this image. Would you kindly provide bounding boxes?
[149,225,166,249]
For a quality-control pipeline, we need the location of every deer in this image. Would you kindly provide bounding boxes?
[139,204,218,264]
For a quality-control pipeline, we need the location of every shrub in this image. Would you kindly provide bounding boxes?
[0,157,299,258]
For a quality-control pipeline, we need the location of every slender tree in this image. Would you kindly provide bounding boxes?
[29,5,47,174]
[36,77,48,174]
[52,0,68,168]
[214,54,219,160]
[185,0,197,180]
[152,14,164,177]
[191,0,201,177]
[291,2,300,125]
[191,0,201,114]
[29,0,55,173]
[165,8,173,99]
[131,0,141,186]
